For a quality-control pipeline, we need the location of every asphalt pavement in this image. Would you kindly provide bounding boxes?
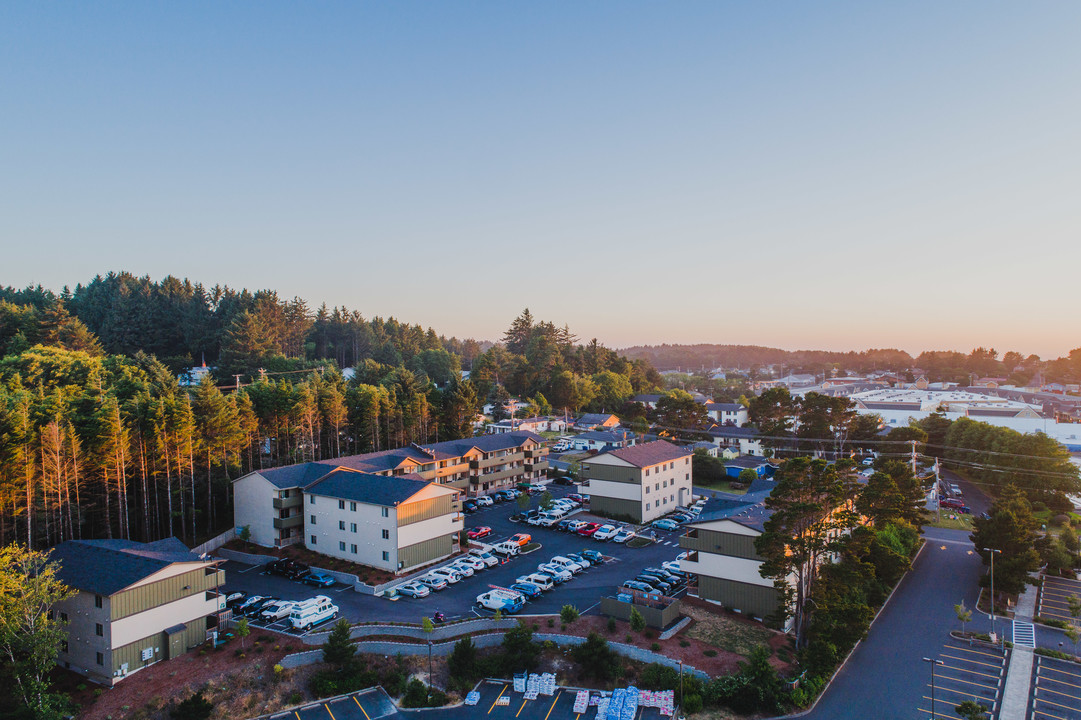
[221,485,690,630]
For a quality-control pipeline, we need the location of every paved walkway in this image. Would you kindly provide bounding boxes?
[998,575,1041,720]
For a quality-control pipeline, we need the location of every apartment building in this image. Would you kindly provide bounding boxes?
[234,431,543,549]
[51,538,225,685]
[580,440,693,523]
[678,482,788,626]
[303,469,463,572]
[705,403,749,426]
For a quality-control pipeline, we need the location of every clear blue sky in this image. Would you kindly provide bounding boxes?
[3,2,1079,358]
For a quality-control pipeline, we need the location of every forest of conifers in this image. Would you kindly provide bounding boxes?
[0,273,662,551]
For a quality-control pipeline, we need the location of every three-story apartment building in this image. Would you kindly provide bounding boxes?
[580,440,693,523]
[51,538,225,685]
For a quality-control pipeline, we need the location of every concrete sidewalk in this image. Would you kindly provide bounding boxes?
[998,575,1041,720]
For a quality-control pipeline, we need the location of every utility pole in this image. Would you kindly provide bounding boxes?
[910,440,918,477]
[934,457,942,524]
[234,374,242,392]
[986,547,1002,639]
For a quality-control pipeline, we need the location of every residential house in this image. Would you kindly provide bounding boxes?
[707,425,764,456]
[705,403,748,426]
[303,470,463,573]
[234,431,546,549]
[486,416,568,434]
[574,413,621,431]
[689,441,718,458]
[51,538,225,685]
[632,394,664,409]
[724,456,778,479]
[570,430,635,453]
[580,440,693,523]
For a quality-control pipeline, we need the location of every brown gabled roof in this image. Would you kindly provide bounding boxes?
[604,440,691,468]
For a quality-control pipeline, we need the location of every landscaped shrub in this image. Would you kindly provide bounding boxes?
[560,605,580,624]
[607,617,617,634]
[650,642,660,651]
[171,691,213,720]
[570,632,621,681]
[682,694,703,714]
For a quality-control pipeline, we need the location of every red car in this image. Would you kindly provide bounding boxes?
[467,526,492,540]
[577,522,602,537]
[940,498,964,509]
[567,494,586,503]
[509,533,532,547]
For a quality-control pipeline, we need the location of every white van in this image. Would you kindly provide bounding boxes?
[289,595,338,631]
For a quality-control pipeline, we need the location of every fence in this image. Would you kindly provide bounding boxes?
[279,631,708,679]
[192,528,236,556]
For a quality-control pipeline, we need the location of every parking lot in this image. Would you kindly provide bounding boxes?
[916,641,1006,719]
[1032,655,1081,720]
[261,687,396,720]
[221,485,690,627]
[1038,575,1081,626]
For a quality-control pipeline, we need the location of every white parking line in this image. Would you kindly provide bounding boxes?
[238,565,262,574]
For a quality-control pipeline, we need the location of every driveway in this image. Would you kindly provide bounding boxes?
[222,486,690,629]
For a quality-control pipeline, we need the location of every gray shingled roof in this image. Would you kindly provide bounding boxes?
[304,468,433,506]
[50,538,208,597]
[604,440,690,468]
[243,431,543,489]
[706,403,742,412]
[575,430,632,442]
[708,425,760,439]
[725,456,778,470]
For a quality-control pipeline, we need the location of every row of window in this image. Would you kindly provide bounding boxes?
[309,535,391,562]
[644,458,690,476]
[308,497,392,517]
[645,495,675,511]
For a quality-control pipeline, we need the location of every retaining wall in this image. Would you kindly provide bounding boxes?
[303,618,520,645]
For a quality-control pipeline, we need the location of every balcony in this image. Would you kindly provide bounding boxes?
[273,515,303,530]
[476,466,524,485]
[273,495,303,510]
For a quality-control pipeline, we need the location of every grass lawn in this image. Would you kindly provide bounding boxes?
[626,537,653,549]
[682,603,777,657]
[924,511,974,531]
[692,478,748,495]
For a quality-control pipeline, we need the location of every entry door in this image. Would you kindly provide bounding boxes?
[166,632,184,660]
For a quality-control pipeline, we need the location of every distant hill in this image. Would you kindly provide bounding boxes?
[617,344,915,374]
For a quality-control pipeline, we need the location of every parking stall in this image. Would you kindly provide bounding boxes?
[917,641,1006,719]
[1032,655,1081,720]
[1038,575,1081,626]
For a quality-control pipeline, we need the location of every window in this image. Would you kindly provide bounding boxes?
[645,486,650,494]
[95,623,103,637]
[339,520,345,530]
[60,612,68,623]
[310,515,317,525]
[686,458,689,465]
[96,652,104,666]
[95,595,103,609]
[350,502,357,512]
[645,468,650,476]
[61,640,68,653]
[351,523,357,533]
[339,500,345,510]
[351,544,358,554]
[339,541,346,551]
[310,535,317,545]
[646,503,651,511]
[382,529,390,540]
[382,551,390,561]
[686,473,689,480]
[310,495,315,504]
[381,507,389,518]
[655,483,659,491]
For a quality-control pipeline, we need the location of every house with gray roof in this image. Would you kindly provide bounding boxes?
[705,403,748,426]
[579,440,693,523]
[573,413,621,431]
[707,424,764,456]
[570,429,634,452]
[51,538,225,685]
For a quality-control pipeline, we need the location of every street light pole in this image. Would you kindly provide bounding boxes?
[428,638,432,701]
[985,547,1002,637]
[679,659,684,711]
[922,657,944,719]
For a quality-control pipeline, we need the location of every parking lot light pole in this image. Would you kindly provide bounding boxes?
[922,657,944,719]
[679,660,684,710]
[984,548,1001,637]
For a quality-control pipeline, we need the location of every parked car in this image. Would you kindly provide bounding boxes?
[476,589,525,614]
[301,571,336,588]
[577,523,602,537]
[556,519,575,532]
[456,556,487,572]
[467,550,499,567]
[463,499,478,513]
[662,561,688,576]
[259,600,298,622]
[510,582,543,599]
[491,541,521,557]
[552,476,575,486]
[636,574,673,593]
[396,582,431,598]
[509,533,532,547]
[517,573,554,591]
[549,556,584,574]
[567,494,586,503]
[644,567,682,586]
[592,524,619,541]
[429,567,463,584]
[579,549,604,564]
[236,595,273,616]
[446,561,475,577]
[417,575,448,591]
[621,580,656,594]
[468,526,492,540]
[537,563,572,583]
[225,591,248,608]
[475,496,494,507]
[564,552,591,568]
[565,520,589,533]
[241,596,280,617]
[651,519,679,531]
[940,497,965,509]
[611,528,636,543]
